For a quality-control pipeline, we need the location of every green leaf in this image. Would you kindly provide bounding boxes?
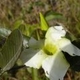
[40,13,49,31]
[45,11,63,21]
[13,20,23,30]
[0,29,23,74]
[18,23,39,37]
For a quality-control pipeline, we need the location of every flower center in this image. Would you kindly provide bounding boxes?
[43,43,58,55]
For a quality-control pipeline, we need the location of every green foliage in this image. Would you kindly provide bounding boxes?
[0,13,47,79]
[0,29,23,74]
[13,19,39,37]
[0,0,80,79]
[45,10,63,21]
[13,20,23,30]
[40,13,49,31]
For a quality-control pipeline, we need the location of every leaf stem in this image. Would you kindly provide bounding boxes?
[32,68,39,80]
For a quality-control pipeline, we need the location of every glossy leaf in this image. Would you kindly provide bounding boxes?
[0,29,23,74]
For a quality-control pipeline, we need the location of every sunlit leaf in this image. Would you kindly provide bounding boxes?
[0,29,23,74]
[40,13,49,31]
[13,20,23,30]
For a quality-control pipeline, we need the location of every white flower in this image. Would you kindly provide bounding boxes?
[20,26,71,80]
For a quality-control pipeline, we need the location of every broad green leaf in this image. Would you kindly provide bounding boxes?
[45,11,63,21]
[0,27,30,49]
[42,52,70,80]
[0,29,23,74]
[40,13,49,31]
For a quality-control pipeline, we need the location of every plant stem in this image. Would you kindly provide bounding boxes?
[32,68,39,80]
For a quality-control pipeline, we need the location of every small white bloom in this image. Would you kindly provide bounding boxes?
[21,25,76,80]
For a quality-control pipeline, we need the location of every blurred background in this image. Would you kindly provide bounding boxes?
[0,0,80,38]
[0,0,80,80]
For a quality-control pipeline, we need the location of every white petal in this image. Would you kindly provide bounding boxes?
[29,37,44,49]
[42,52,70,80]
[46,26,66,41]
[25,50,48,69]
[65,43,80,56]
[58,38,80,56]
[20,48,40,64]
[57,38,71,49]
